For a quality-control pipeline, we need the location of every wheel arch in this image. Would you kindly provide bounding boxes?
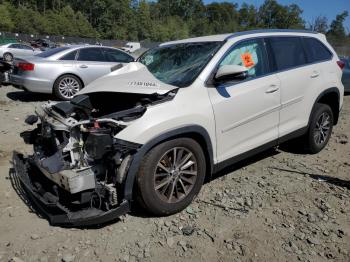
[123,125,214,200]
[312,87,340,125]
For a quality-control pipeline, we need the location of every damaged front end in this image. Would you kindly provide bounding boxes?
[12,91,176,226]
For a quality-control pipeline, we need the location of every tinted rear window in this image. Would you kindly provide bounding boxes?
[102,48,134,63]
[303,37,332,63]
[60,50,78,60]
[269,37,306,71]
[78,48,105,61]
[36,47,70,58]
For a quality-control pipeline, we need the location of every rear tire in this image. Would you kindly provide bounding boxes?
[3,52,13,62]
[304,103,334,154]
[136,138,206,216]
[53,74,83,101]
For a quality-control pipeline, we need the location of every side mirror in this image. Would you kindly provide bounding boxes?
[214,65,249,83]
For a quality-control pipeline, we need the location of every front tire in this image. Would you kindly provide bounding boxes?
[305,103,334,154]
[136,138,206,216]
[53,74,83,101]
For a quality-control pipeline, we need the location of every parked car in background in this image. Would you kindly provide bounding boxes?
[340,57,350,92]
[9,45,135,100]
[0,43,42,62]
[30,39,57,50]
[121,42,141,53]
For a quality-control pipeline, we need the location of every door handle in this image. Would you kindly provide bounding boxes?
[80,65,88,69]
[310,71,319,78]
[265,85,279,94]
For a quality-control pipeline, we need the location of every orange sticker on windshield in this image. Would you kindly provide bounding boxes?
[241,53,255,68]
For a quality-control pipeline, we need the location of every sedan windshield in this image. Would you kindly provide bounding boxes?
[36,47,70,58]
[139,42,222,87]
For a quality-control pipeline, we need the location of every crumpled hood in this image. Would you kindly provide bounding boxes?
[78,62,178,95]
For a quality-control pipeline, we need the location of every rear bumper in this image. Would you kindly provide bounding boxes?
[12,152,130,227]
[9,74,53,93]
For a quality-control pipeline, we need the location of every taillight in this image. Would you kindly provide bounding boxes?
[337,60,345,70]
[17,62,34,71]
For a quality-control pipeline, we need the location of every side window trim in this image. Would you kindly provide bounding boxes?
[207,37,273,86]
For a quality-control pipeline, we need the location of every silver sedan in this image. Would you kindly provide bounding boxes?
[9,45,134,100]
[0,43,41,61]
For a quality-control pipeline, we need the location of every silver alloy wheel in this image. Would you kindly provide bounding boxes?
[58,77,80,99]
[3,53,12,62]
[154,147,198,203]
[314,112,331,145]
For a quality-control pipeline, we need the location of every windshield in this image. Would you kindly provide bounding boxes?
[138,42,222,87]
[35,47,70,58]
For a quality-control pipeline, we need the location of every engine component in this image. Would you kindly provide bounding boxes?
[103,183,118,206]
[84,128,113,160]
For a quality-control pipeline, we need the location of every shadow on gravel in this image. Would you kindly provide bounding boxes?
[278,140,308,154]
[269,166,350,190]
[210,148,280,182]
[7,91,55,102]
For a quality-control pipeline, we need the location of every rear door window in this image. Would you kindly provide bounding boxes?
[10,44,20,49]
[102,48,134,63]
[21,45,33,50]
[302,37,332,63]
[77,48,105,62]
[269,37,307,71]
[60,50,78,61]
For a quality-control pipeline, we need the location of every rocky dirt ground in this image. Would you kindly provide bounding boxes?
[0,85,349,262]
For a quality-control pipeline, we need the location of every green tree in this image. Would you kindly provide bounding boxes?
[206,2,240,34]
[308,16,328,33]
[75,11,98,38]
[258,0,304,29]
[328,11,349,40]
[0,2,15,32]
[239,3,258,30]
[137,0,154,40]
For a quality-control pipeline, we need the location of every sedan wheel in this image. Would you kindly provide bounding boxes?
[58,77,81,99]
[3,53,13,62]
[54,75,83,100]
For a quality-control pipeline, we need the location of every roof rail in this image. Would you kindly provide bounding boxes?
[225,29,318,41]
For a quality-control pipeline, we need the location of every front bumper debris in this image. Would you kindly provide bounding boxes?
[11,152,130,227]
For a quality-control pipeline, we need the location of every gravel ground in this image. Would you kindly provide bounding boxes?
[0,85,349,262]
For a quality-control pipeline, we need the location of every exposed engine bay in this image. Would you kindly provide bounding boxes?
[14,90,176,226]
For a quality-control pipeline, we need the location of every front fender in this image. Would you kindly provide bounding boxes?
[122,125,214,200]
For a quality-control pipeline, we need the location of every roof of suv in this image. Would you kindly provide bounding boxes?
[161,29,319,46]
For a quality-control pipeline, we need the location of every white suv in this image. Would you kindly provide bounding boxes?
[14,30,344,226]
